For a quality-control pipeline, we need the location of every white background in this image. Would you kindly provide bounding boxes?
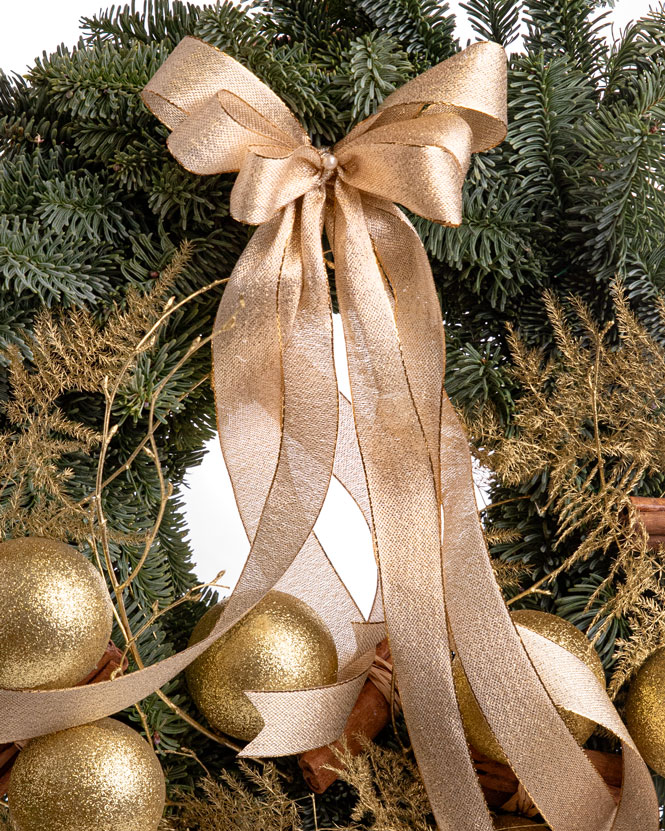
[0,0,656,614]
[1,0,654,74]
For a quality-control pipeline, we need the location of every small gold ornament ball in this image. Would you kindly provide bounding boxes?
[186,590,338,741]
[453,610,606,764]
[625,647,665,776]
[0,538,113,690]
[8,718,166,831]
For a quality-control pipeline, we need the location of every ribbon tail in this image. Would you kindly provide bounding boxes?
[518,628,659,831]
[212,187,339,633]
[0,192,335,743]
[361,195,445,495]
[332,178,494,831]
[440,391,619,831]
[362,195,618,830]
[335,392,383,624]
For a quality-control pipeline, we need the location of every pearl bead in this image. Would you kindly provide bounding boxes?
[322,152,338,170]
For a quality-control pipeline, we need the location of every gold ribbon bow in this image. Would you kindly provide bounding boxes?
[0,36,658,831]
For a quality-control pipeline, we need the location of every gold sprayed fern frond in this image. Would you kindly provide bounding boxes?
[0,243,192,542]
[328,739,434,831]
[470,283,665,692]
[160,761,302,831]
[162,744,435,831]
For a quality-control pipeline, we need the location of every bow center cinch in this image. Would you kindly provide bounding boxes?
[229,141,342,226]
[318,147,339,183]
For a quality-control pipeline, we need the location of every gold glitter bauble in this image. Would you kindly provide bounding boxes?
[625,647,665,776]
[0,538,113,690]
[186,590,338,740]
[8,718,165,831]
[453,610,605,764]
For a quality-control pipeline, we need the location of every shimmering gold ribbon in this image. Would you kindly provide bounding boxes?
[0,36,658,831]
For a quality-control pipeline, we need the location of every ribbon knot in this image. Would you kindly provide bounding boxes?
[0,34,658,831]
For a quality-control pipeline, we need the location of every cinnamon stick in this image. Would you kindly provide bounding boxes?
[0,641,127,797]
[472,746,622,809]
[0,743,21,796]
[299,639,393,793]
[629,496,665,548]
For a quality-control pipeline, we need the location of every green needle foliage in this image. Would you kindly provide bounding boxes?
[1,0,665,825]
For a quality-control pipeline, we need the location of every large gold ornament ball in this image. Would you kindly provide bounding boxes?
[453,610,605,764]
[8,718,165,831]
[0,538,113,690]
[186,590,338,740]
[625,647,665,776]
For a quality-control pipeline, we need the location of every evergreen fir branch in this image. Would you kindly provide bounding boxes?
[0,305,34,365]
[259,0,371,54]
[622,253,665,341]
[508,53,596,221]
[555,574,627,669]
[246,43,345,142]
[336,31,414,123]
[0,216,111,306]
[0,149,62,220]
[82,0,208,47]
[602,11,665,103]
[193,2,273,65]
[351,0,457,67]
[36,173,138,242]
[446,340,510,416]
[74,118,160,162]
[523,0,611,80]
[566,89,665,282]
[109,137,169,192]
[146,162,233,230]
[0,68,28,115]
[0,66,75,155]
[27,40,170,121]
[415,178,547,311]
[460,0,521,47]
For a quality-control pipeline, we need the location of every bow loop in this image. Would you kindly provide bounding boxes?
[328,42,507,225]
[336,112,473,225]
[143,37,307,144]
[165,88,305,177]
[338,41,507,153]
